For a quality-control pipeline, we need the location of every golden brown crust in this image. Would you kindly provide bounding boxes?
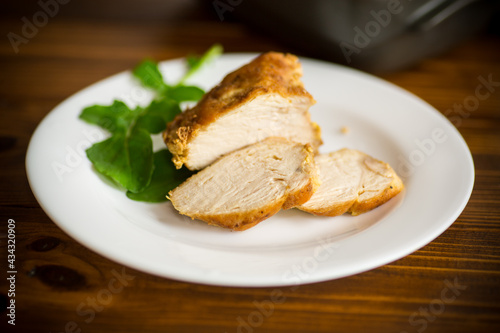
[282,179,316,210]
[299,201,355,217]
[180,198,286,231]
[163,51,318,169]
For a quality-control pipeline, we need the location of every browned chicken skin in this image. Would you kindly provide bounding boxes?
[163,52,321,170]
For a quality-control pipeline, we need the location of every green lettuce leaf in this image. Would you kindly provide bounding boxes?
[86,127,153,193]
[126,149,194,202]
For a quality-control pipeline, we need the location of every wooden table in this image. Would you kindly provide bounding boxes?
[1,1,499,332]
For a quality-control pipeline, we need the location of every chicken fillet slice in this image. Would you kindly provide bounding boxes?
[298,149,403,216]
[168,137,319,231]
[163,52,321,170]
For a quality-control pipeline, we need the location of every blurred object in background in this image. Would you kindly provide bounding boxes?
[230,0,500,72]
[0,0,205,22]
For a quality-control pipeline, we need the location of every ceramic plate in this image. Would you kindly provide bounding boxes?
[26,54,474,287]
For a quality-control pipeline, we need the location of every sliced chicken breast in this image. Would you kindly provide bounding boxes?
[298,149,403,216]
[168,137,319,231]
[163,52,322,170]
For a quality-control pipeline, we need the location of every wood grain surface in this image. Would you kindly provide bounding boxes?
[1,1,499,332]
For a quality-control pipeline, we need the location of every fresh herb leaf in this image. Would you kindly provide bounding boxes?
[133,114,165,135]
[86,127,154,193]
[79,100,133,133]
[80,45,222,202]
[167,85,205,102]
[133,59,168,93]
[135,99,181,134]
[126,149,194,202]
[180,44,223,84]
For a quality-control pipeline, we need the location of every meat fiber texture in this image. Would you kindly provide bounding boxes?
[163,51,322,171]
[298,149,404,216]
[168,137,319,231]
[165,52,404,231]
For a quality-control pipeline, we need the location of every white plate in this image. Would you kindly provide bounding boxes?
[26,54,474,287]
